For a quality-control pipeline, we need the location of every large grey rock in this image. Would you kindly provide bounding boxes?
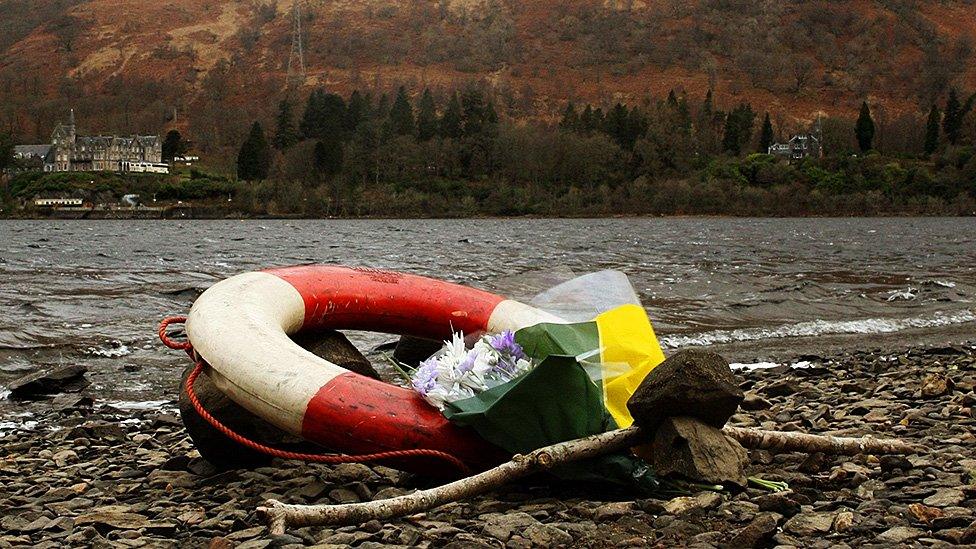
[7,365,89,399]
[627,350,743,432]
[641,416,748,488]
[179,329,379,470]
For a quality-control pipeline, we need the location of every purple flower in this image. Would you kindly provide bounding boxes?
[489,331,525,360]
[457,349,478,374]
[412,358,439,396]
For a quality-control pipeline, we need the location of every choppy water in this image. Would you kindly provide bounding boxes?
[1,218,975,415]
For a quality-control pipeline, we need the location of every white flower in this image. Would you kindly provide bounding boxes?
[409,330,535,410]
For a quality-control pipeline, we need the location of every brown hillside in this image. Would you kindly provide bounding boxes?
[0,0,974,151]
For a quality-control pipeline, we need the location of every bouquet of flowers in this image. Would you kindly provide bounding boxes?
[411,331,534,411]
[404,271,669,489]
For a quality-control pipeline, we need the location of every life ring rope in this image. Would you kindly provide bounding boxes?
[159,316,471,474]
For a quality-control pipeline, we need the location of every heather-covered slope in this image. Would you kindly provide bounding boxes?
[0,0,974,148]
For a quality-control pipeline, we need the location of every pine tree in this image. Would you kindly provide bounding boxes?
[237,122,271,181]
[628,106,648,144]
[484,100,498,126]
[606,103,631,148]
[855,101,875,152]
[676,95,691,131]
[439,92,462,139]
[667,89,678,107]
[702,90,714,118]
[943,88,961,145]
[924,104,941,156]
[460,87,488,136]
[300,89,347,139]
[759,112,774,153]
[560,103,579,132]
[579,105,595,135]
[299,89,324,138]
[389,86,415,136]
[161,130,185,161]
[0,132,14,174]
[345,90,369,137]
[314,136,343,178]
[942,88,975,145]
[722,103,756,156]
[272,99,299,150]
[416,88,438,141]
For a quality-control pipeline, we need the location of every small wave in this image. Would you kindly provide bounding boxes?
[730,360,813,371]
[887,287,918,301]
[0,419,39,435]
[661,310,976,348]
[87,341,131,358]
[924,280,957,288]
[103,399,173,410]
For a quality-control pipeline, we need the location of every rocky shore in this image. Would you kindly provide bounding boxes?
[2,343,975,548]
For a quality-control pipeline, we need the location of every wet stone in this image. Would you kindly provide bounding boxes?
[783,512,835,536]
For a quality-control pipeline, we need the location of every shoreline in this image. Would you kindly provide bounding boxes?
[2,211,975,221]
[2,341,974,547]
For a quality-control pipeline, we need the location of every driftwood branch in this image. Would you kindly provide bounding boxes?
[725,426,919,455]
[257,426,646,534]
[257,425,918,533]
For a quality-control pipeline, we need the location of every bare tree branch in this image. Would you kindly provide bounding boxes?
[257,425,918,533]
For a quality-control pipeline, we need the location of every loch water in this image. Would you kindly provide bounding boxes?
[1,217,974,418]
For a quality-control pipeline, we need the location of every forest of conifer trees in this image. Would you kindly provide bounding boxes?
[220,83,976,217]
[3,84,976,217]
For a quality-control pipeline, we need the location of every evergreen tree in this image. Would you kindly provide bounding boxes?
[345,91,369,137]
[676,95,691,131]
[314,136,344,178]
[484,100,498,126]
[272,99,299,150]
[592,107,606,133]
[375,94,391,120]
[942,88,975,145]
[579,105,595,135]
[460,87,488,136]
[300,89,347,139]
[924,104,941,155]
[560,103,579,132]
[416,88,438,141]
[0,131,13,174]
[161,130,186,161]
[855,100,875,152]
[237,122,271,181]
[667,89,678,108]
[721,103,756,156]
[439,92,462,139]
[628,106,648,144]
[389,86,415,136]
[759,112,774,153]
[701,90,713,118]
[943,88,961,145]
[605,103,631,149]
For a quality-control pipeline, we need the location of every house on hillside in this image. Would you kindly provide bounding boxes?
[768,134,822,163]
[42,110,166,173]
[11,144,52,172]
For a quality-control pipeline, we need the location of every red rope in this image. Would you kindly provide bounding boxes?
[159,316,192,350]
[158,316,471,475]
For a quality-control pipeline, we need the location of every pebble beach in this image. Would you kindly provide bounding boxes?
[2,343,974,548]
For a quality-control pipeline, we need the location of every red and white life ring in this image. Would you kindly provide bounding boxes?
[184,265,562,471]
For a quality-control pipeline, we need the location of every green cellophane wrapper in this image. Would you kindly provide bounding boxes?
[442,322,660,492]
